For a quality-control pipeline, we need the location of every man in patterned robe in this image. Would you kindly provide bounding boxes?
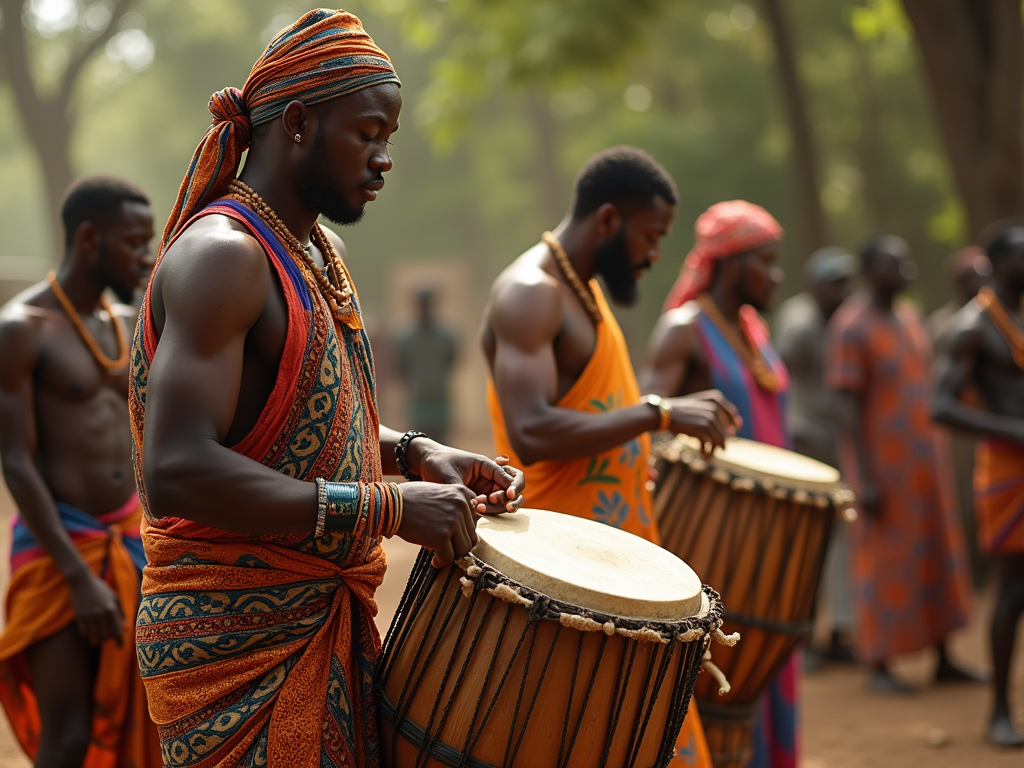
[827,234,976,694]
[130,10,522,767]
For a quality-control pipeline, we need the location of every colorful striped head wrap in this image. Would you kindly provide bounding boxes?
[664,199,783,310]
[160,8,400,254]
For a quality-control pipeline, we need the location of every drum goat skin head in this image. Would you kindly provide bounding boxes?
[471,508,704,620]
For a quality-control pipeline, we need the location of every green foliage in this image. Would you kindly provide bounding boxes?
[0,0,970,344]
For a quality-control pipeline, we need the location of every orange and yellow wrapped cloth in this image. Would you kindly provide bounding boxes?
[487,281,712,768]
[0,496,161,767]
[974,439,1024,555]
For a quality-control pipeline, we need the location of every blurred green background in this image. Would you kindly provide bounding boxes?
[0,0,1018,379]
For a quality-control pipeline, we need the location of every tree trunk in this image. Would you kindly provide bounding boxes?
[526,91,566,226]
[852,38,889,232]
[0,0,136,251]
[759,0,829,264]
[901,0,1024,241]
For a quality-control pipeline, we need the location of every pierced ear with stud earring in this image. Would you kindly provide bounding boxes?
[294,133,301,143]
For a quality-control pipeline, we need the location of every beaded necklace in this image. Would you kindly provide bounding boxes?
[46,270,128,372]
[226,180,360,329]
[697,293,784,393]
[977,286,1024,370]
[542,231,603,325]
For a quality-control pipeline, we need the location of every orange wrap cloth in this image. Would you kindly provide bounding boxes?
[487,281,712,767]
[0,497,161,767]
[974,439,1024,554]
[664,200,783,311]
[131,192,391,766]
[160,7,400,254]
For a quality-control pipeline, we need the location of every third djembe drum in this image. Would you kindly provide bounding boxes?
[376,508,735,768]
[653,436,854,768]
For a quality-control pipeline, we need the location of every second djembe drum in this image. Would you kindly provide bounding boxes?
[376,508,733,768]
[653,436,854,768]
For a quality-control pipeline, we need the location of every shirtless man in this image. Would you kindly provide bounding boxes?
[933,222,1024,747]
[0,176,159,766]
[482,147,738,767]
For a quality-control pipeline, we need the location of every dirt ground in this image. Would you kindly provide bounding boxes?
[0,484,1021,767]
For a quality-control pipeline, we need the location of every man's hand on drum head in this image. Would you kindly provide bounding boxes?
[407,441,525,515]
[666,390,742,456]
[397,482,484,568]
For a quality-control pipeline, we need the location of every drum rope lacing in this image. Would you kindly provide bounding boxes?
[376,548,737,768]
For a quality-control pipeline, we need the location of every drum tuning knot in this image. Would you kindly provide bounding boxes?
[701,649,732,696]
[712,628,741,647]
[466,565,482,577]
[459,577,475,599]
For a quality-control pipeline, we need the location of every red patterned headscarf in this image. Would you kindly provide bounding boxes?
[160,8,400,255]
[664,200,784,310]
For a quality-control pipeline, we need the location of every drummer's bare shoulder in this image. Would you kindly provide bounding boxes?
[153,213,272,335]
[643,303,708,393]
[486,246,565,350]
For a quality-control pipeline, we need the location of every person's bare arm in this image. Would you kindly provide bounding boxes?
[142,226,320,533]
[490,279,733,464]
[639,309,698,397]
[0,314,124,645]
[640,308,741,447]
[932,315,1024,443]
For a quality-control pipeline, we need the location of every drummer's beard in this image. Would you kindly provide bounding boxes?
[595,227,640,307]
[298,129,365,226]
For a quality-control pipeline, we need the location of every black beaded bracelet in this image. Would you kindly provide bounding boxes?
[395,430,428,481]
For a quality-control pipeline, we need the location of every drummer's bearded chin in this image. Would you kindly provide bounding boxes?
[298,127,365,226]
[595,225,639,307]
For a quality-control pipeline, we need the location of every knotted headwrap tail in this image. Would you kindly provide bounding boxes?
[160,8,401,254]
[664,200,784,310]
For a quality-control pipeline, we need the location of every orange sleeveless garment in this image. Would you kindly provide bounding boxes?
[487,280,711,767]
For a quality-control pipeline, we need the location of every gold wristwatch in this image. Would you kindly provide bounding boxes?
[641,394,672,432]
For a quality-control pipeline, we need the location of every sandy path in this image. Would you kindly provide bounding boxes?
[0,490,1020,767]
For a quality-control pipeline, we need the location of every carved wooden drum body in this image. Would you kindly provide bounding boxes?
[376,508,729,768]
[653,437,853,768]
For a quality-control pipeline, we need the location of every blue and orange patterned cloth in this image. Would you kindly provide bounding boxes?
[130,198,389,767]
[689,302,797,768]
[974,439,1024,554]
[0,496,161,767]
[826,294,972,663]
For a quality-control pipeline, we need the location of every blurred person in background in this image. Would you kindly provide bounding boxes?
[641,200,797,768]
[927,247,993,589]
[926,246,992,354]
[397,287,458,444]
[827,234,977,694]
[483,146,741,768]
[932,221,1024,748]
[773,247,857,669]
[0,176,160,767]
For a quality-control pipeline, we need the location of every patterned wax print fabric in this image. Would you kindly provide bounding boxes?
[692,303,797,768]
[0,496,161,767]
[487,281,713,768]
[826,294,972,663]
[129,199,389,768]
[974,439,1024,554]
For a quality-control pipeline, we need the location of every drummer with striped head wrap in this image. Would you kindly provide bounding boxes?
[131,9,523,767]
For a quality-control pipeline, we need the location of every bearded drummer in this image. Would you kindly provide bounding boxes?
[481,146,740,767]
[638,200,796,768]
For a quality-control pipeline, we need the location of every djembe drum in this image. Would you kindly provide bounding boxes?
[653,436,854,768]
[376,508,733,768]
